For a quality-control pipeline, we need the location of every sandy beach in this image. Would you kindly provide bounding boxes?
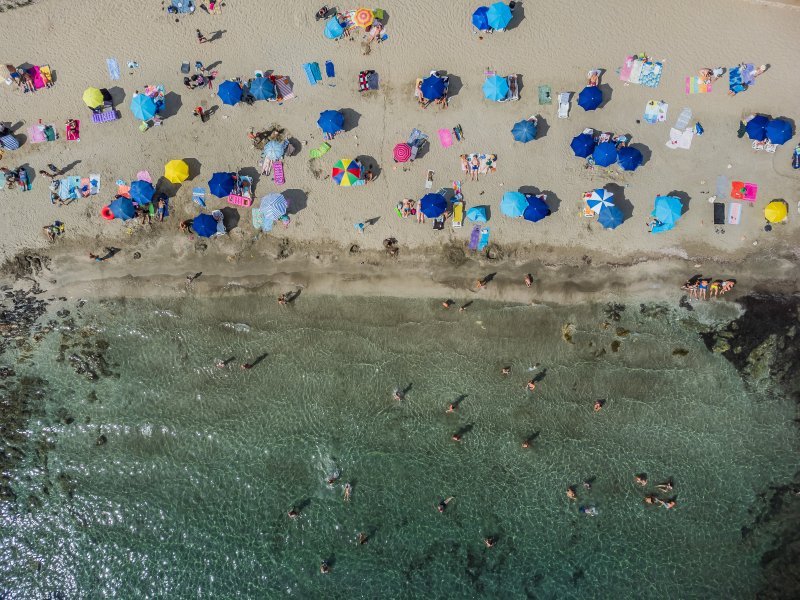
[0,0,798,291]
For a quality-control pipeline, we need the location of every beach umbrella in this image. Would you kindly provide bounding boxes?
[332,158,363,186]
[353,8,374,28]
[617,146,643,171]
[249,77,275,101]
[393,143,412,163]
[523,195,550,223]
[324,17,345,39]
[483,75,509,101]
[500,191,528,217]
[466,206,488,222]
[193,214,218,238]
[83,87,104,109]
[652,195,683,226]
[570,133,595,157]
[261,140,287,161]
[129,180,155,204]
[593,142,618,167]
[472,6,490,30]
[217,80,243,106]
[586,188,615,213]
[317,110,345,134]
[511,119,537,143]
[164,159,189,184]
[108,197,135,220]
[746,115,769,141]
[208,172,235,197]
[577,86,602,111]
[259,193,289,222]
[764,200,788,223]
[130,94,157,121]
[598,205,624,229]
[765,119,792,145]
[421,75,445,101]
[486,2,513,29]
[420,193,447,218]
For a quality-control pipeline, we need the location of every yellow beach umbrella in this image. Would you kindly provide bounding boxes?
[83,87,104,109]
[164,159,189,184]
[764,200,788,223]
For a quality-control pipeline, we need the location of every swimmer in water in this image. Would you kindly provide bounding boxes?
[566,486,577,500]
[662,499,676,509]
[326,471,340,485]
[442,300,453,309]
[521,439,531,449]
[393,389,404,401]
[583,480,592,491]
[446,403,456,414]
[527,380,537,392]
[579,505,598,516]
[452,433,463,442]
[634,473,648,486]
[501,366,511,375]
[655,480,673,493]
[437,497,454,513]
[644,495,658,505]
[357,532,368,545]
[593,399,604,412]
[320,560,330,574]
[344,482,352,501]
[288,508,300,518]
[484,536,496,548]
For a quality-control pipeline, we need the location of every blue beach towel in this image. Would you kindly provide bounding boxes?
[170,0,194,13]
[192,187,206,208]
[303,62,322,85]
[106,58,120,81]
[325,60,335,78]
[477,227,490,251]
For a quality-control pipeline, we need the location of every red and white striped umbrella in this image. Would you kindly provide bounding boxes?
[393,143,412,163]
[353,8,374,28]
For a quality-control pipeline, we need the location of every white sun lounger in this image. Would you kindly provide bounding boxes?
[558,92,570,118]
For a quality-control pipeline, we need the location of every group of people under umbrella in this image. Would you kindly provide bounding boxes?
[571,131,643,170]
[472,2,516,32]
[742,115,793,147]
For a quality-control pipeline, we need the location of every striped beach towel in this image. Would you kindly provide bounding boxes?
[302,62,322,85]
[275,76,294,101]
[685,77,711,94]
[273,160,285,185]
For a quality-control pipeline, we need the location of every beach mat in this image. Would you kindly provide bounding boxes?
[716,175,729,199]
[106,58,120,81]
[731,181,757,202]
[469,225,481,251]
[325,60,335,78]
[438,128,453,148]
[273,160,285,185]
[728,202,742,225]
[477,227,490,251]
[275,76,294,101]
[303,62,322,85]
[685,76,711,94]
[538,85,552,105]
[713,202,725,225]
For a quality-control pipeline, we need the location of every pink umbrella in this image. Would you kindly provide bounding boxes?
[393,143,412,163]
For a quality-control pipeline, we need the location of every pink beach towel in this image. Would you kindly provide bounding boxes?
[27,126,47,143]
[438,128,453,148]
[66,120,80,141]
[136,170,152,183]
[273,160,285,185]
[685,76,711,94]
[727,202,742,224]
[618,56,634,82]
[30,66,46,90]
[730,181,757,202]
[227,194,252,207]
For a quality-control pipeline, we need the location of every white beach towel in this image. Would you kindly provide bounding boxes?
[666,128,694,150]
[728,202,742,225]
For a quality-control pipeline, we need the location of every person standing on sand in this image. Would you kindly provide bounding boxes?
[196,29,208,44]
[524,274,533,288]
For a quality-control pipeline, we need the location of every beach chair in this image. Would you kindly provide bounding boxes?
[451,201,464,228]
[558,92,570,118]
[506,75,519,101]
[407,129,428,161]
[227,194,252,207]
[91,109,119,124]
[273,160,285,185]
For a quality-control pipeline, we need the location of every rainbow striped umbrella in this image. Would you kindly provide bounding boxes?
[393,143,412,163]
[353,8,374,28]
[332,159,363,186]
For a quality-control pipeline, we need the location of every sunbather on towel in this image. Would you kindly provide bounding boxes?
[587,70,600,87]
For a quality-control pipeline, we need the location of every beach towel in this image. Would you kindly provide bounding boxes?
[275,76,294,101]
[728,202,742,225]
[469,226,481,251]
[538,85,552,105]
[192,187,206,207]
[40,65,53,87]
[91,109,118,124]
[618,56,635,82]
[644,101,667,124]
[228,194,252,207]
[28,126,47,143]
[252,206,265,231]
[438,128,453,148]
[716,176,729,199]
[325,60,335,78]
[477,227,490,251]
[273,160,285,185]
[106,58,120,81]
[303,62,322,85]
[666,127,693,150]
[170,0,194,13]
[728,65,752,95]
[29,66,46,90]
[309,142,331,159]
[89,174,100,195]
[640,62,663,88]
[685,77,711,94]
[713,202,725,225]
[66,120,80,141]
[425,170,434,189]
[59,176,81,200]
[730,181,757,202]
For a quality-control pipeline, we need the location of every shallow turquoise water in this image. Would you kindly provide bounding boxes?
[1,295,796,598]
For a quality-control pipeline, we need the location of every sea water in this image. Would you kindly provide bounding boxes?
[0,295,796,598]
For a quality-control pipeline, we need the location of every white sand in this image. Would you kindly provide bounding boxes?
[0,0,798,270]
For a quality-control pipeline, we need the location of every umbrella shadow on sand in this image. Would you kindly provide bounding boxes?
[220,207,240,231]
[519,185,561,214]
[283,189,308,215]
[183,158,202,181]
[629,142,651,167]
[534,115,549,139]
[160,92,183,119]
[605,183,634,219]
[442,72,463,99]
[239,166,261,192]
[667,190,691,215]
[507,3,524,30]
[357,155,381,180]
[108,86,126,106]
[597,83,613,109]
[340,108,361,132]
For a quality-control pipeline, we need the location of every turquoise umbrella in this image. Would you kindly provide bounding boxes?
[500,191,527,217]
[486,2,512,29]
[483,75,509,101]
[466,206,488,222]
[130,94,157,121]
[651,196,683,232]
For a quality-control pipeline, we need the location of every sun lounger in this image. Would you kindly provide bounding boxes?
[91,108,118,124]
[558,92,570,118]
[728,202,742,225]
[713,202,725,225]
[192,187,206,207]
[407,128,428,160]
[451,201,464,228]
[238,175,253,198]
[477,227,490,251]
[273,160,285,185]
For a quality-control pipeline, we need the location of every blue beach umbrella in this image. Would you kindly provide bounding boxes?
[217,80,243,106]
[108,197,135,220]
[193,214,218,238]
[249,77,275,101]
[598,205,624,229]
[486,2,512,30]
[129,180,155,204]
[593,142,617,167]
[745,115,769,141]
[617,146,643,171]
[261,140,287,161]
[586,188,614,213]
[324,17,345,39]
[483,75,509,101]
[652,195,683,231]
[317,110,345,134]
[523,195,550,222]
[130,94,157,121]
[421,75,445,101]
[420,193,447,218]
[511,119,537,143]
[466,206,488,222]
[570,133,595,157]
[472,6,490,30]
[208,172,235,198]
[577,86,602,111]
[500,191,528,217]
[765,118,792,145]
[259,193,289,222]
